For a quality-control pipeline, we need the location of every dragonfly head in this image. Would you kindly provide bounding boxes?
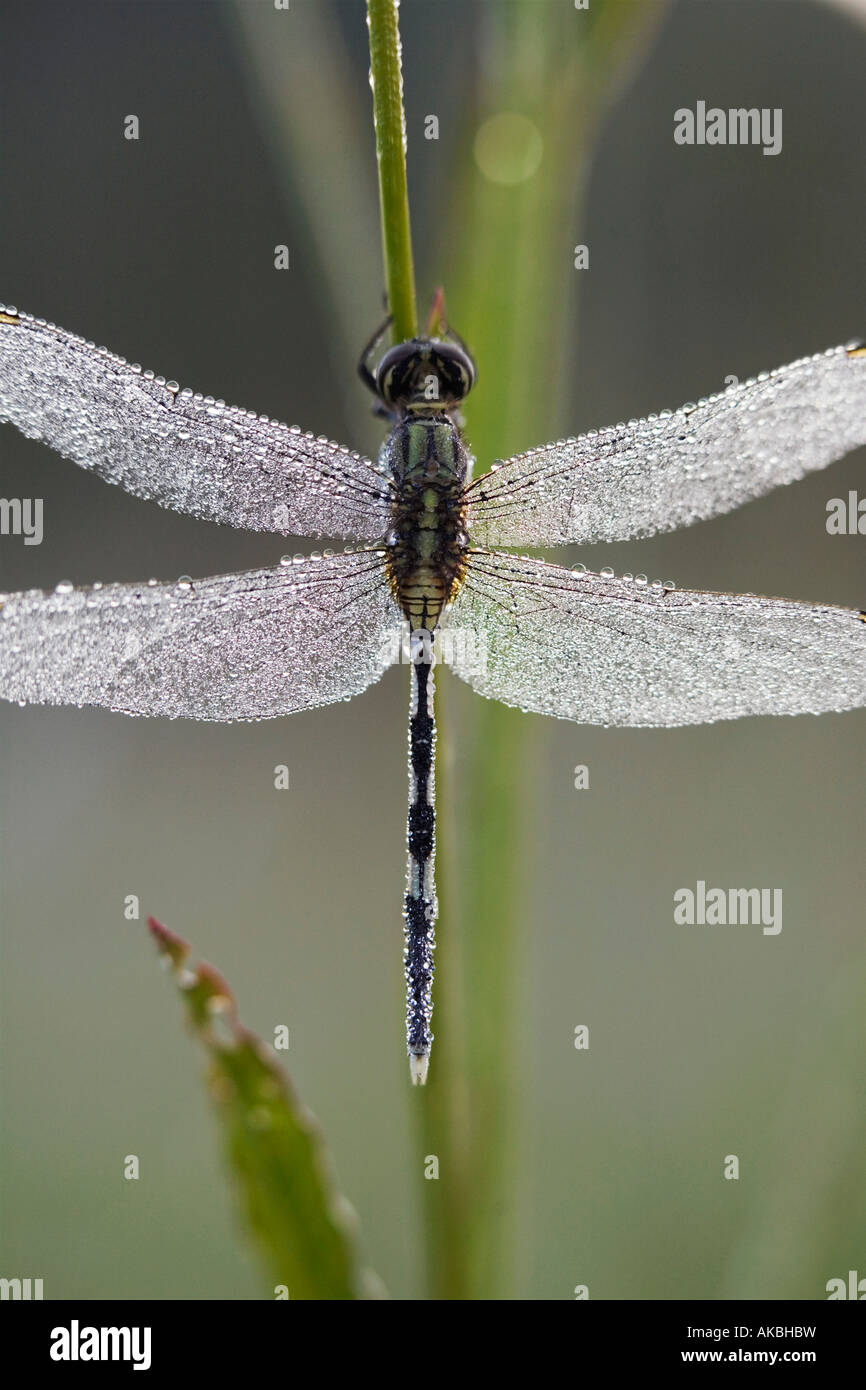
[376,338,476,411]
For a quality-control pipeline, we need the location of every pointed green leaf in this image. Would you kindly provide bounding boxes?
[149,918,385,1301]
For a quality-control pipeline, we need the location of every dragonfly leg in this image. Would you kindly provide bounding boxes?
[404,631,437,1084]
[357,313,394,396]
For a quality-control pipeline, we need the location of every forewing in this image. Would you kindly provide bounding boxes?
[446,552,866,727]
[466,345,866,546]
[0,308,391,541]
[0,550,400,721]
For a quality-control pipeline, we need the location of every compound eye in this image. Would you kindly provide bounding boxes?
[455,357,475,396]
[437,346,475,401]
[375,343,415,404]
[376,362,396,403]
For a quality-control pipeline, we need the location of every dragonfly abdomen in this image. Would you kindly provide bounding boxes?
[384,415,469,631]
[404,651,436,1082]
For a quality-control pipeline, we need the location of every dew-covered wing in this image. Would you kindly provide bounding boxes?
[466,346,866,546]
[0,308,391,541]
[446,551,866,727]
[0,551,400,720]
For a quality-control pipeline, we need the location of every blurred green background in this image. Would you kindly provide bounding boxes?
[1,0,864,1300]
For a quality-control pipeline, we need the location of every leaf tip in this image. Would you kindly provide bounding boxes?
[148,916,190,971]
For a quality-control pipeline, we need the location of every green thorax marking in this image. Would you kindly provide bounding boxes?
[383,414,470,629]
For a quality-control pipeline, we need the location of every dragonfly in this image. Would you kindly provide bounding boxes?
[1,303,865,1083]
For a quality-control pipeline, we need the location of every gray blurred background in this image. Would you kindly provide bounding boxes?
[1,0,864,1300]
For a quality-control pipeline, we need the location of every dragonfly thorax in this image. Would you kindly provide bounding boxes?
[384,413,470,631]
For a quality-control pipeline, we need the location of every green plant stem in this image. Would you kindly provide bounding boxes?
[366,0,418,341]
[366,0,466,1298]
